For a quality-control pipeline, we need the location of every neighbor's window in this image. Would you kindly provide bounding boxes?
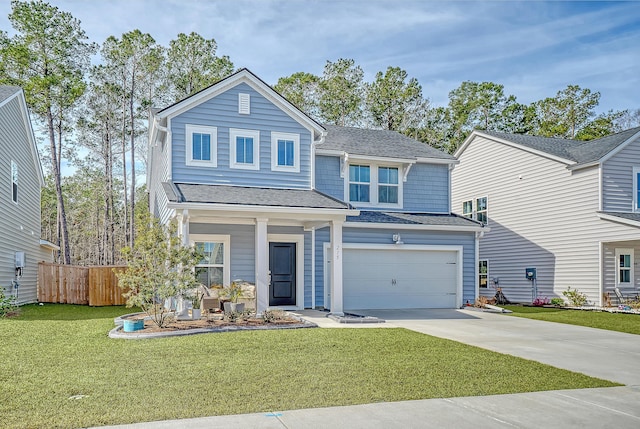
[462,200,473,219]
[349,165,370,203]
[230,128,260,170]
[271,132,300,172]
[186,124,217,167]
[11,160,18,203]
[478,260,488,289]
[476,196,488,224]
[193,235,230,288]
[616,248,633,285]
[378,167,399,204]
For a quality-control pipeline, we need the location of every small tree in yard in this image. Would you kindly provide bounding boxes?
[117,212,201,328]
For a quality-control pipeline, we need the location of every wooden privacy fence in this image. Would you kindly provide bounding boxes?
[38,262,127,306]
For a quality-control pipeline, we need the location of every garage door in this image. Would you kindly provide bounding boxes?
[342,247,459,310]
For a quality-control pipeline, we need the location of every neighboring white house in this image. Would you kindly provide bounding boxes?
[0,86,57,304]
[452,127,640,305]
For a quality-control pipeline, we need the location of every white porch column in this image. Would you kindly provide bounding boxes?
[329,219,344,316]
[178,209,190,246]
[255,218,269,314]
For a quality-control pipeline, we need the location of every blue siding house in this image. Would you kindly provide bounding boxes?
[148,69,484,314]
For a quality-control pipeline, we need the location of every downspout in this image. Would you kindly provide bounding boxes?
[311,227,316,309]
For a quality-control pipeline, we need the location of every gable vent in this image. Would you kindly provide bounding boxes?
[239,93,250,114]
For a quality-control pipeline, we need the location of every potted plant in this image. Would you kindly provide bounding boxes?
[190,292,203,320]
[218,282,245,313]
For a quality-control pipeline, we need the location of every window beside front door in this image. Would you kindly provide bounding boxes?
[615,248,634,286]
[478,260,488,289]
[191,235,230,288]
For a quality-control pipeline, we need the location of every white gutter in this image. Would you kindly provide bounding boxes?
[344,221,488,233]
[166,201,360,217]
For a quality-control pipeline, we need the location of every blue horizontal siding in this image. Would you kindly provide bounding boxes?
[172,82,312,189]
[315,227,476,308]
[315,155,343,200]
[403,164,449,212]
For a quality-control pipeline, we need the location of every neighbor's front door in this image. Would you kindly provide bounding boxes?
[269,242,296,306]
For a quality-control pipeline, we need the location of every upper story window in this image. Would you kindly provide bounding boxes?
[378,167,399,204]
[462,200,473,219]
[476,197,488,224]
[230,128,260,170]
[347,163,402,208]
[186,124,217,167]
[271,132,300,173]
[11,160,18,203]
[349,165,370,203]
[462,196,488,224]
[633,167,640,212]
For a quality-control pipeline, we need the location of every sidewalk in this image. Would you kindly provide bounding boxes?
[97,386,640,429]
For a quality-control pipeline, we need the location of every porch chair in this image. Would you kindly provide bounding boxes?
[614,287,639,305]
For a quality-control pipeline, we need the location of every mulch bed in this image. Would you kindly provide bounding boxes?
[129,315,302,334]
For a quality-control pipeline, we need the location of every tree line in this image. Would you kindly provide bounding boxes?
[1,0,639,265]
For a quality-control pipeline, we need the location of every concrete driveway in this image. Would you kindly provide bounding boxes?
[355,308,640,386]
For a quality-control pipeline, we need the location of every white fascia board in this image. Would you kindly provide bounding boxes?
[462,131,576,166]
[315,149,345,157]
[345,221,489,233]
[598,130,640,164]
[567,161,600,171]
[597,213,640,229]
[340,153,417,164]
[167,201,360,218]
[156,69,325,139]
[415,157,459,165]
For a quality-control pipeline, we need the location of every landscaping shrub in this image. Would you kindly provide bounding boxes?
[550,297,565,306]
[0,289,18,317]
[562,287,588,307]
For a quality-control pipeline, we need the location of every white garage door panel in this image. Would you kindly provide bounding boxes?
[343,248,458,310]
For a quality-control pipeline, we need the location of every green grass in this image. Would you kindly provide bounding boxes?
[503,305,640,335]
[0,304,618,428]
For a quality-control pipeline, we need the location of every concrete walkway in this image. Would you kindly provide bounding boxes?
[97,309,640,429]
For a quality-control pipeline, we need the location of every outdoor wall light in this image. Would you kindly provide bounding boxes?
[392,233,403,244]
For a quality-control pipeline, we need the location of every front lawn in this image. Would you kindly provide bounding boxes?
[503,305,640,335]
[0,304,618,428]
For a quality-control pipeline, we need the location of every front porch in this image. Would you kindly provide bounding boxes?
[602,239,640,304]
[165,183,358,315]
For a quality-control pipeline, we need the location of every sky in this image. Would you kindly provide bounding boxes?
[1,0,639,115]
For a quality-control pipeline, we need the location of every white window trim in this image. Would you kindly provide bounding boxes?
[271,132,300,173]
[615,248,634,287]
[185,124,217,167]
[229,128,260,170]
[11,160,18,204]
[190,234,231,287]
[633,166,640,212]
[344,163,403,209]
[478,260,489,289]
[462,200,472,219]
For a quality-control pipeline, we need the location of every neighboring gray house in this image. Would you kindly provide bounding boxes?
[0,86,56,304]
[148,69,484,315]
[452,127,640,305]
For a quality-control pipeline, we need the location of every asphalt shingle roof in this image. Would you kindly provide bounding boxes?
[164,182,351,210]
[322,124,455,161]
[0,86,20,103]
[481,127,640,167]
[347,211,483,227]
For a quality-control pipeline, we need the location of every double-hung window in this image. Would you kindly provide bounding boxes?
[478,260,488,289]
[186,125,217,167]
[230,128,260,170]
[378,167,399,204]
[11,160,18,203]
[476,197,488,224]
[615,248,634,286]
[462,200,473,219]
[633,167,640,212]
[192,235,230,288]
[349,165,370,203]
[271,132,300,172]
